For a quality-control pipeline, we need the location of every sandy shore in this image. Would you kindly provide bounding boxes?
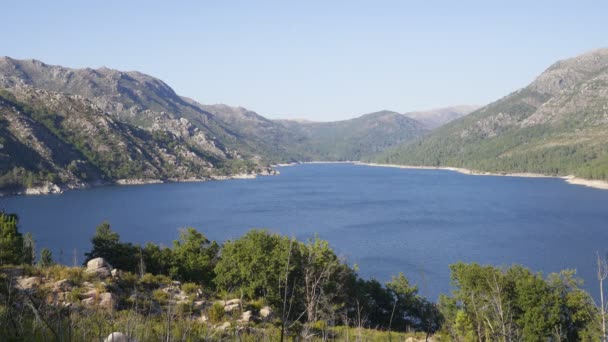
[355,162,608,190]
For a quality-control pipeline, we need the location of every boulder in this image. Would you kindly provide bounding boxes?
[111,269,121,278]
[87,257,112,270]
[103,332,133,342]
[99,292,116,310]
[238,310,253,323]
[86,258,112,278]
[53,279,73,292]
[224,303,239,312]
[216,321,231,331]
[16,276,42,290]
[260,306,273,319]
[80,289,97,300]
[225,298,241,306]
[81,292,116,310]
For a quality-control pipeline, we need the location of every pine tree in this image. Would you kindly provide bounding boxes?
[0,212,24,265]
[39,248,53,267]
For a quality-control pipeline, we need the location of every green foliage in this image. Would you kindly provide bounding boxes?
[440,263,601,341]
[39,248,53,267]
[0,212,24,265]
[208,301,225,323]
[214,229,297,305]
[23,232,35,265]
[84,222,139,272]
[170,227,219,287]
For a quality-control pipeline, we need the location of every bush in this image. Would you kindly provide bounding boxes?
[152,289,169,304]
[208,302,225,323]
[181,282,199,296]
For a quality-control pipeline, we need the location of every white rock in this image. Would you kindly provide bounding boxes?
[103,332,134,342]
[260,306,273,318]
[16,276,41,290]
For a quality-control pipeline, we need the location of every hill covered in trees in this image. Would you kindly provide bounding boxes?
[0,212,603,341]
[372,48,608,181]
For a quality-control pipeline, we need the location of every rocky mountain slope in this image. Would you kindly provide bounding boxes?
[373,48,608,180]
[0,86,266,194]
[404,105,480,129]
[0,56,477,194]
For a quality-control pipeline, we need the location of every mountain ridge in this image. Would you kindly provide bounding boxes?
[373,48,608,181]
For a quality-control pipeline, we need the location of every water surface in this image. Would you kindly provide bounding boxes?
[4,163,608,300]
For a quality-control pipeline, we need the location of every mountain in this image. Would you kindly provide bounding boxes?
[0,56,477,194]
[404,105,480,129]
[0,58,278,194]
[182,100,310,163]
[276,110,429,161]
[373,48,608,180]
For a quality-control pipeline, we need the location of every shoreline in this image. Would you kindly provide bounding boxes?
[354,162,608,190]
[0,169,278,198]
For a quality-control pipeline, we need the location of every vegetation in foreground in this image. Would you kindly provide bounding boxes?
[0,211,603,341]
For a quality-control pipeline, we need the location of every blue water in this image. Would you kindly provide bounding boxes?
[3,163,608,300]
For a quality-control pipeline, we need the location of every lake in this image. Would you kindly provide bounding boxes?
[3,163,608,300]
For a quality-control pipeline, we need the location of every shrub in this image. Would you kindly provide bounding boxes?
[181,282,199,296]
[208,302,225,323]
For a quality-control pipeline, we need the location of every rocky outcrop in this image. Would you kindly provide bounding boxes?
[15,276,42,290]
[85,257,113,278]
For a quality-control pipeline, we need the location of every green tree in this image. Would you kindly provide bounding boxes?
[23,232,36,265]
[84,221,138,272]
[170,227,219,286]
[0,212,24,265]
[214,229,300,306]
[39,248,53,267]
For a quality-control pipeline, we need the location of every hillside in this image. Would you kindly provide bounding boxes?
[276,111,429,161]
[404,105,480,129]
[0,86,272,195]
[0,56,478,194]
[374,48,608,181]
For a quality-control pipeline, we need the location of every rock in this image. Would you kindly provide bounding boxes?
[260,306,273,319]
[53,279,73,292]
[16,276,41,290]
[111,269,121,278]
[238,310,253,323]
[81,297,96,306]
[80,289,97,299]
[200,314,208,323]
[103,332,133,342]
[193,300,205,309]
[86,257,112,278]
[81,291,116,310]
[99,292,116,310]
[87,257,112,270]
[216,321,231,331]
[225,298,241,306]
[224,303,240,312]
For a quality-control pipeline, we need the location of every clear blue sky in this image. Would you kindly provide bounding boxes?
[3,1,607,121]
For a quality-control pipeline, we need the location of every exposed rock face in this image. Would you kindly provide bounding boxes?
[404,105,480,129]
[86,257,112,278]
